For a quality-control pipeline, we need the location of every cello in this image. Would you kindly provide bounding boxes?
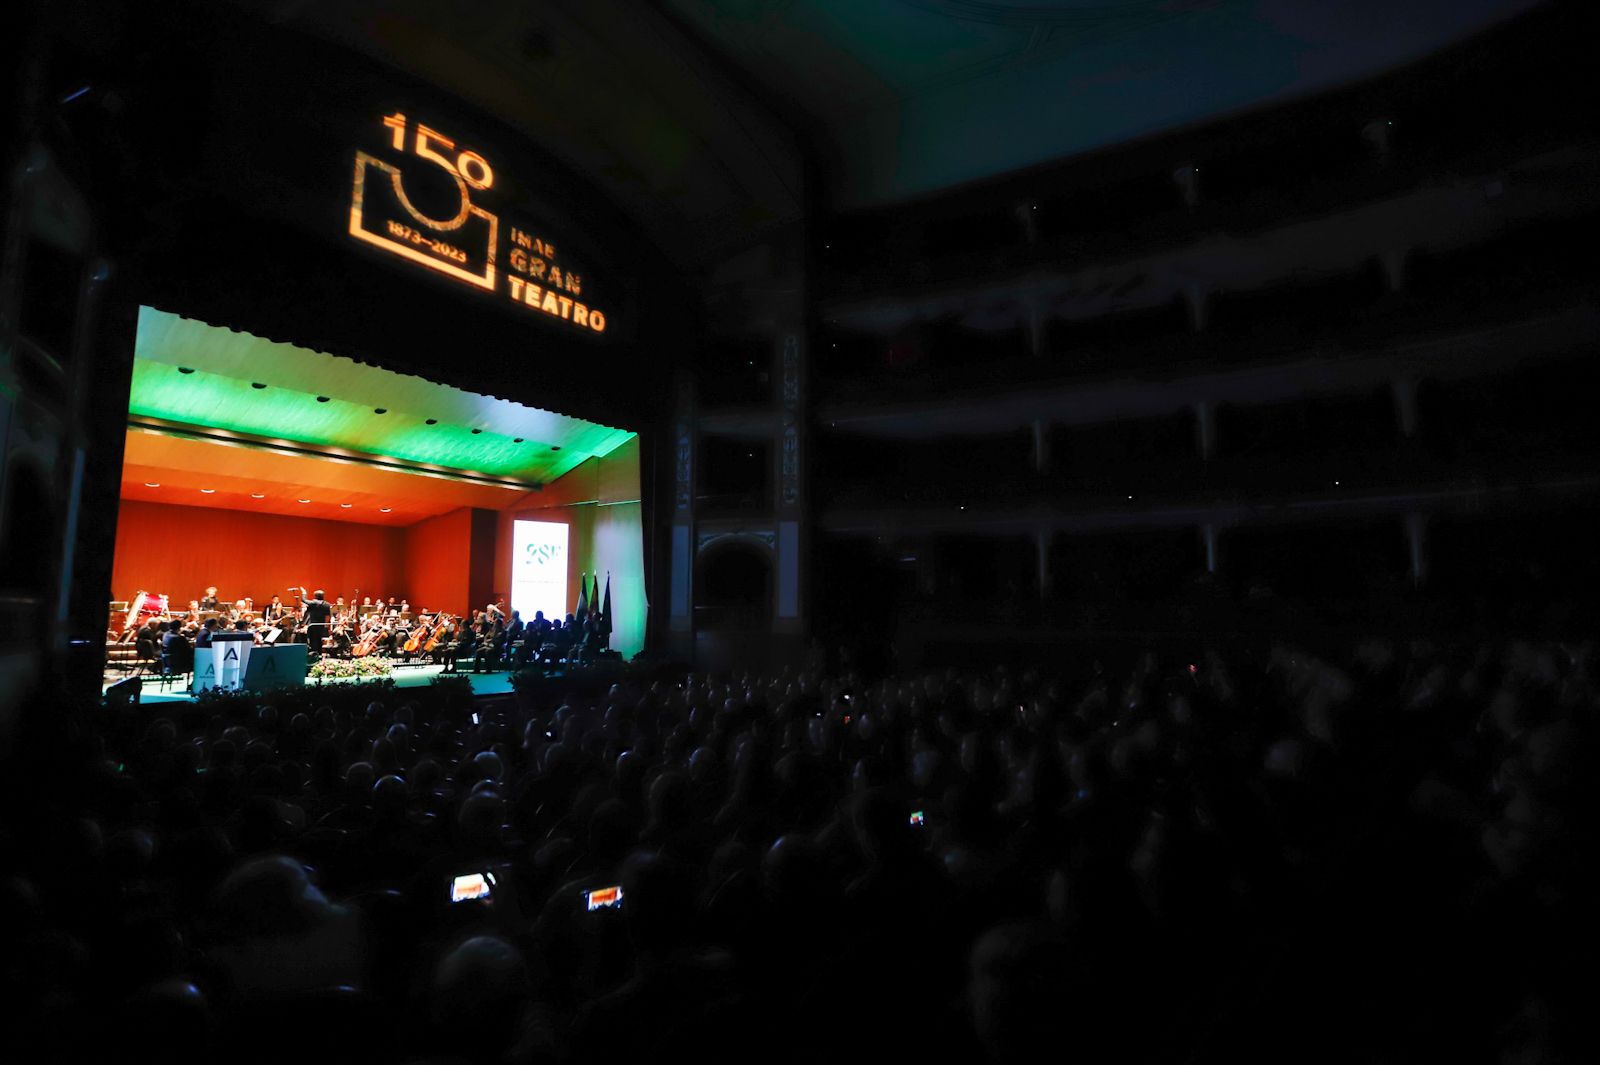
[423,614,453,659]
[350,615,381,657]
[403,614,432,656]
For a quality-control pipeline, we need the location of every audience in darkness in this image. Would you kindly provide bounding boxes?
[0,636,1591,1062]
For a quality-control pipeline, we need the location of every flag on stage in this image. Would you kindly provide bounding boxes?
[600,573,613,636]
[575,572,589,617]
[591,574,601,618]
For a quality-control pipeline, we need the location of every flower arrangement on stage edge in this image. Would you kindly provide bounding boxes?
[309,655,395,681]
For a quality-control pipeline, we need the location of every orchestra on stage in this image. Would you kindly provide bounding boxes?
[112,583,611,674]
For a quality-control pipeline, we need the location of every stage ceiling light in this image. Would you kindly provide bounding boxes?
[144,482,160,487]
[200,488,216,493]
[131,308,633,485]
[251,493,265,498]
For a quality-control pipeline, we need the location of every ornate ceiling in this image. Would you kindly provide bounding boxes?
[227,1,1539,254]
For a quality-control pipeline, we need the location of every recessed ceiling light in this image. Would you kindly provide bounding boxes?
[550,445,561,452]
[379,507,391,513]
[178,367,195,374]
[251,382,266,390]
[316,395,330,403]
[470,428,482,435]
[144,482,160,488]
[297,498,311,503]
[250,493,265,499]
[513,437,524,443]
[199,488,216,494]
[374,408,387,415]
[340,503,353,508]
[425,418,438,425]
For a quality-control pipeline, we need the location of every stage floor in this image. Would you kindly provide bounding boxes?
[102,663,518,705]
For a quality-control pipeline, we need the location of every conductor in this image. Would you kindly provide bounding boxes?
[300,588,334,655]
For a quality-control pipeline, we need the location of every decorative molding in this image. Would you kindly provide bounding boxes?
[697,528,776,556]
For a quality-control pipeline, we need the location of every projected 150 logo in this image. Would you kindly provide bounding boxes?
[348,113,608,333]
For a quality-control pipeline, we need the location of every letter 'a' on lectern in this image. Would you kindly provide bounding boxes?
[207,632,255,691]
[193,643,309,694]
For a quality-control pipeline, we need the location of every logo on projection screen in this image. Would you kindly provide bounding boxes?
[512,520,568,624]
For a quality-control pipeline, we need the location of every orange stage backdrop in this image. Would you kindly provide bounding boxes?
[111,501,404,609]
[402,509,473,616]
[110,500,494,615]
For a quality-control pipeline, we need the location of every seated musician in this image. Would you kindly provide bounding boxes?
[135,621,161,666]
[161,620,191,673]
[442,619,475,674]
[473,613,505,673]
[263,595,287,624]
[374,627,398,657]
[195,618,221,649]
[504,610,526,668]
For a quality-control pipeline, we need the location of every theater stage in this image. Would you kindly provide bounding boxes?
[103,663,518,705]
[110,307,646,684]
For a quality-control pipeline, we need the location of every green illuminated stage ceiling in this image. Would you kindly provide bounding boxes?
[131,307,633,484]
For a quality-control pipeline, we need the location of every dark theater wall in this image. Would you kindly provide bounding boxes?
[110,500,405,608]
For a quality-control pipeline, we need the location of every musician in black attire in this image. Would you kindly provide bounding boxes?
[195,618,220,649]
[443,619,476,674]
[301,589,334,656]
[473,614,504,673]
[505,610,527,668]
[374,627,398,656]
[199,586,221,613]
[263,595,287,624]
[161,620,192,676]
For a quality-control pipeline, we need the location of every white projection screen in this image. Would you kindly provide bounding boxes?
[511,520,568,625]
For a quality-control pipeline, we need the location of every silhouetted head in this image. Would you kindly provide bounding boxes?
[214,855,335,937]
[372,775,407,820]
[620,850,697,958]
[429,935,530,1057]
[456,790,506,852]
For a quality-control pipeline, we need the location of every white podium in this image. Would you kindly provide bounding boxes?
[207,632,255,691]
